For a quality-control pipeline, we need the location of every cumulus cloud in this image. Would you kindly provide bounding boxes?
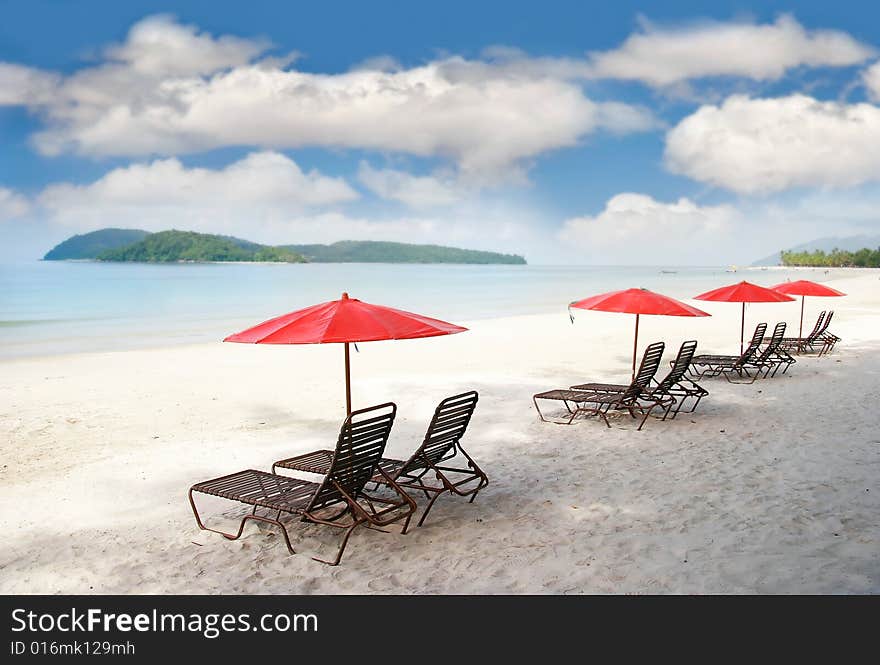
[357,163,465,208]
[863,61,880,101]
[37,151,357,232]
[103,14,269,76]
[27,150,543,255]
[0,186,30,221]
[665,94,880,194]
[558,189,880,265]
[0,63,59,105]
[0,15,656,177]
[585,14,874,87]
[559,193,739,264]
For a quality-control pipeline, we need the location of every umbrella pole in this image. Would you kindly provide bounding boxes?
[799,295,805,339]
[740,302,745,354]
[344,341,352,416]
[632,314,639,380]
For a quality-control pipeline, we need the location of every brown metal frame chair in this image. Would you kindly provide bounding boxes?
[779,310,827,355]
[572,340,708,420]
[189,402,416,566]
[817,310,840,355]
[273,391,486,528]
[533,342,670,430]
[687,323,768,384]
[758,322,796,376]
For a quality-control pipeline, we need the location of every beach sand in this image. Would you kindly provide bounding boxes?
[1,270,878,594]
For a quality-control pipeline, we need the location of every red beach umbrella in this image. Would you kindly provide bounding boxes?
[570,288,710,378]
[224,292,467,415]
[770,279,846,338]
[694,281,794,353]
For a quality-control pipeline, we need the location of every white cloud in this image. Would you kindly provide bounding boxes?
[864,61,880,101]
[357,163,465,208]
[0,15,656,177]
[0,186,30,221]
[0,63,59,105]
[559,193,739,264]
[37,151,357,232]
[665,94,880,194]
[585,14,874,87]
[558,189,880,265]
[17,150,556,258]
[103,14,269,76]
[27,151,544,256]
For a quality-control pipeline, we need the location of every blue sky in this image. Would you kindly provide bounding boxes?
[2,1,880,263]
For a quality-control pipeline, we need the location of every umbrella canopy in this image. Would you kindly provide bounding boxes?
[694,281,794,353]
[570,288,710,378]
[225,293,467,414]
[770,279,846,338]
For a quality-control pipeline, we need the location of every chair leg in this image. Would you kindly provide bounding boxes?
[417,490,445,527]
[636,404,656,431]
[533,396,553,423]
[311,519,363,566]
[189,489,296,554]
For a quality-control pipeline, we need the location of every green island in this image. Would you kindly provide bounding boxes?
[781,247,880,268]
[43,228,527,264]
[283,240,526,264]
[43,228,151,260]
[95,230,306,263]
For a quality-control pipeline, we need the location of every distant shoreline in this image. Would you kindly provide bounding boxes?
[42,258,530,266]
[746,265,880,271]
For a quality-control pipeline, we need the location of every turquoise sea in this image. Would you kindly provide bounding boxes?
[0,261,828,359]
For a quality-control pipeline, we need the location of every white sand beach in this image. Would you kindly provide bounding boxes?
[1,270,879,594]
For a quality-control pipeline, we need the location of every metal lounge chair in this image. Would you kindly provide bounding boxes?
[779,311,826,355]
[533,341,669,430]
[818,311,840,355]
[571,340,707,420]
[750,322,792,377]
[759,322,796,376]
[189,402,416,566]
[808,310,838,356]
[687,323,768,384]
[273,391,487,528]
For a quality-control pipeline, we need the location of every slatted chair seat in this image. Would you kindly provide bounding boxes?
[189,402,416,566]
[192,470,319,513]
[535,388,626,405]
[533,342,668,430]
[569,382,628,393]
[274,391,487,528]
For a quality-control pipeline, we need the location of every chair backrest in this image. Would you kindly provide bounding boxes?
[740,323,768,363]
[757,322,786,361]
[621,341,665,402]
[402,391,479,474]
[307,402,397,511]
[818,310,834,335]
[655,340,698,393]
[806,311,826,339]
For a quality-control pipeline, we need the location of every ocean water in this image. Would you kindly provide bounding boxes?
[0,260,841,359]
